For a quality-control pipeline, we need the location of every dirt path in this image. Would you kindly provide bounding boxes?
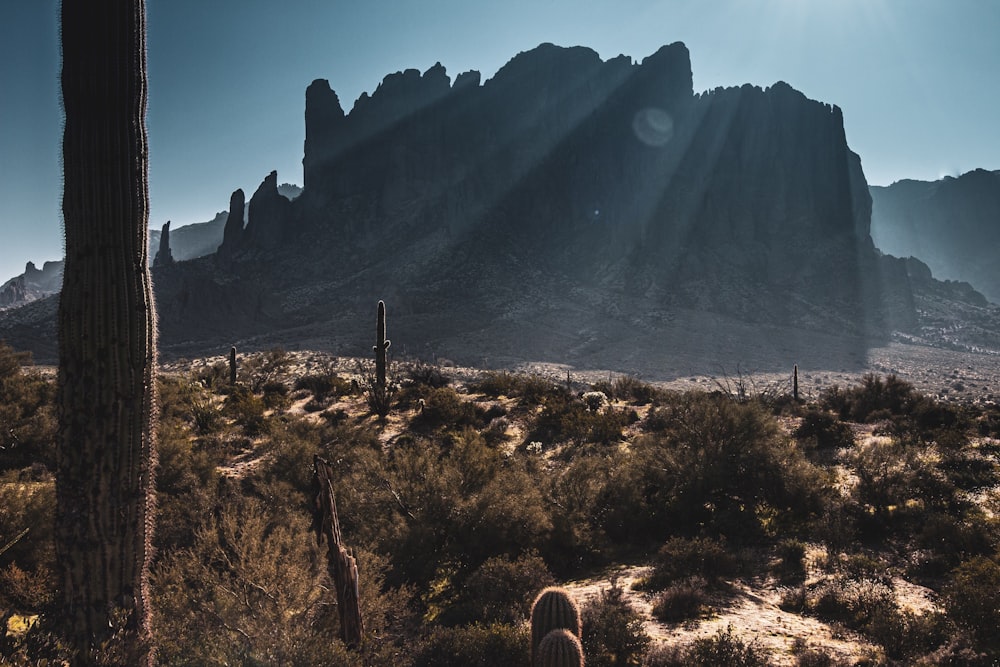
[563,565,879,665]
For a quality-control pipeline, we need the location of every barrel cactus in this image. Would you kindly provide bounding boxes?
[536,628,585,667]
[531,587,582,663]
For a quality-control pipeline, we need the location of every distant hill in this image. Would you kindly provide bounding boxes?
[0,184,302,310]
[0,261,63,310]
[3,43,996,370]
[870,169,1000,304]
[149,182,301,262]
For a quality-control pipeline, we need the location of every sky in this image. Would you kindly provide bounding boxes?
[1,0,999,282]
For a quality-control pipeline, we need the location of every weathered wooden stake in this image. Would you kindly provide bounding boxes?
[312,455,364,648]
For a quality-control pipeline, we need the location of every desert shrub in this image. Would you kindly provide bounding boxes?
[790,639,849,666]
[0,346,57,472]
[413,622,528,667]
[411,386,484,432]
[774,539,808,583]
[545,454,621,572]
[598,394,831,545]
[260,379,290,409]
[470,371,565,405]
[648,626,771,667]
[592,376,660,405]
[382,430,551,589]
[582,579,650,667]
[976,406,1000,438]
[936,447,998,491]
[649,393,831,539]
[0,474,55,576]
[224,385,268,436]
[154,420,219,550]
[641,406,674,433]
[642,536,737,591]
[470,370,520,397]
[795,409,854,450]
[241,347,292,393]
[294,371,353,399]
[821,373,914,422]
[849,436,959,530]
[443,551,554,626]
[943,556,1000,653]
[529,393,630,447]
[403,361,450,388]
[913,511,995,575]
[150,494,340,665]
[0,561,54,611]
[792,574,950,659]
[651,576,710,623]
[191,358,230,390]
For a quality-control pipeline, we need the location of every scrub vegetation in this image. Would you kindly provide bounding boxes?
[3,341,1000,665]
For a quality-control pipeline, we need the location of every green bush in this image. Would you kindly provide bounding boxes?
[822,373,918,423]
[651,577,710,623]
[224,385,269,436]
[642,536,737,591]
[944,556,1000,653]
[645,626,771,667]
[414,623,529,667]
[529,393,630,447]
[443,551,554,626]
[294,371,353,399]
[411,387,484,432]
[0,344,57,472]
[794,409,854,450]
[592,376,660,405]
[775,539,808,583]
[581,580,650,667]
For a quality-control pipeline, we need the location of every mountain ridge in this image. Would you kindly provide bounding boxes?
[2,42,997,371]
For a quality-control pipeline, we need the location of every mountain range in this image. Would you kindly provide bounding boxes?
[2,42,997,374]
[870,169,1000,304]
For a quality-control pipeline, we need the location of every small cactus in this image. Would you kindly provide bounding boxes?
[536,629,585,667]
[531,587,582,663]
[229,345,238,386]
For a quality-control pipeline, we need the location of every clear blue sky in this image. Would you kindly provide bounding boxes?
[2,0,998,282]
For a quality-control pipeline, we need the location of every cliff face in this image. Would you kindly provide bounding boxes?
[871,169,1000,304]
[232,42,894,337]
[0,261,64,309]
[5,42,993,367]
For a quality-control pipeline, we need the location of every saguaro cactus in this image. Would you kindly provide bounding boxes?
[366,300,393,418]
[229,345,238,386]
[57,0,157,664]
[375,300,391,390]
[531,587,582,664]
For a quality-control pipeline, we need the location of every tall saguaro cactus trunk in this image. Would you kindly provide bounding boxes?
[57,1,157,664]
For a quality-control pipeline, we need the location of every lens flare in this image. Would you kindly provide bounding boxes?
[632,108,674,147]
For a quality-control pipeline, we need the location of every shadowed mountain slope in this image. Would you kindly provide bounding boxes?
[3,43,996,371]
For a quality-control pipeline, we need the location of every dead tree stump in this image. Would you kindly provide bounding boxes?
[312,454,364,648]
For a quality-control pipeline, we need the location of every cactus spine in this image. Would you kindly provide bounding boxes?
[531,587,582,664]
[536,629,585,667]
[230,345,238,385]
[57,0,157,662]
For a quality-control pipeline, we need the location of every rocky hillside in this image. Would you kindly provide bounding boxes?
[870,169,1000,304]
[0,261,63,310]
[3,43,996,369]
